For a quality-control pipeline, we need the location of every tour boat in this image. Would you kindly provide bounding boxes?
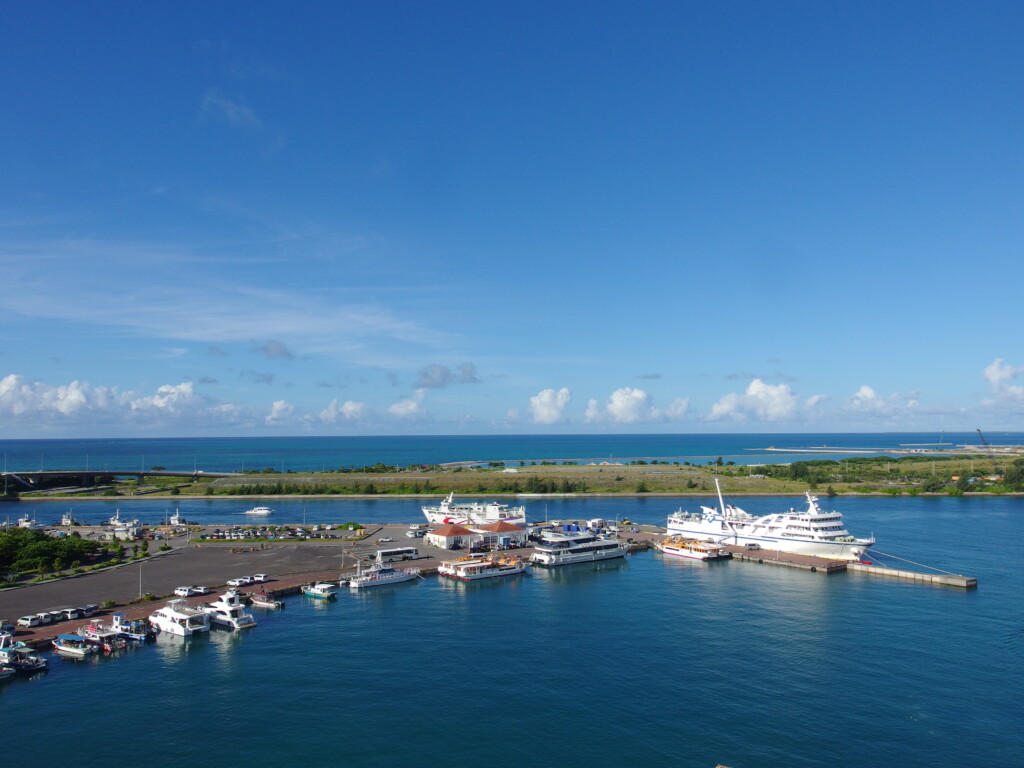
[301,582,338,600]
[655,536,732,561]
[111,613,155,642]
[53,634,99,657]
[666,479,875,561]
[421,492,527,527]
[78,623,129,652]
[438,554,529,581]
[347,560,419,589]
[243,506,274,516]
[202,589,257,630]
[529,530,627,567]
[148,600,211,636]
[0,643,48,672]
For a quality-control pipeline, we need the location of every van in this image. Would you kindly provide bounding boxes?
[60,608,82,621]
[35,612,52,625]
[17,615,40,628]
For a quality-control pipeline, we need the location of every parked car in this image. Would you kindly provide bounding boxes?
[745,543,761,551]
[17,615,41,628]
[174,586,209,597]
[35,612,53,625]
[60,608,82,621]
[251,574,269,583]
[227,576,253,587]
[378,537,395,543]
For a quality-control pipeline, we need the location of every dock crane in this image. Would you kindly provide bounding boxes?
[976,429,1002,477]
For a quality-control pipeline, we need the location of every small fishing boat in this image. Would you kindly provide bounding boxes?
[655,536,732,561]
[250,592,284,610]
[347,559,419,589]
[0,643,48,672]
[301,582,338,600]
[53,634,99,657]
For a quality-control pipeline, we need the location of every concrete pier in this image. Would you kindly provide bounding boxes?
[847,562,977,589]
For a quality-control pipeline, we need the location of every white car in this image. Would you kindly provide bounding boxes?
[227,576,253,587]
[377,537,395,543]
[174,586,209,597]
[17,615,40,628]
[251,574,269,583]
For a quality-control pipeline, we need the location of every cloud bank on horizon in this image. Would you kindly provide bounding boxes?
[2,4,1024,437]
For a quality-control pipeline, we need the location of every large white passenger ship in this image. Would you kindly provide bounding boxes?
[529,530,627,567]
[666,480,875,561]
[421,492,528,527]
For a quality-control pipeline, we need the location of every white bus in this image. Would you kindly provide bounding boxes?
[376,546,419,562]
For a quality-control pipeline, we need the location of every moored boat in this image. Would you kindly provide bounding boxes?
[53,634,99,657]
[202,589,257,630]
[347,559,419,589]
[655,536,732,561]
[250,592,284,610]
[79,623,129,652]
[111,613,155,642]
[148,600,211,636]
[0,643,48,672]
[422,492,527,527]
[301,582,338,600]
[438,554,530,581]
[529,530,627,567]
[666,479,875,561]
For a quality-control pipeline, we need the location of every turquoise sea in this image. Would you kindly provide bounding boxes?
[2,435,1023,767]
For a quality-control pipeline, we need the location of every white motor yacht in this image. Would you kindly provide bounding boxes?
[202,589,257,630]
[529,528,627,567]
[421,492,527,527]
[149,600,211,636]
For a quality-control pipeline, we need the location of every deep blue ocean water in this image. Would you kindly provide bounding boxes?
[1,431,1019,473]
[3,493,1022,768]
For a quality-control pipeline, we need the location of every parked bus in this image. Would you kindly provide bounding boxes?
[376,546,419,562]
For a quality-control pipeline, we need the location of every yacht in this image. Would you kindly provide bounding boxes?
[148,600,211,636]
[301,582,338,600]
[111,613,155,643]
[529,529,627,567]
[438,554,529,581]
[347,560,419,589]
[655,536,732,561]
[243,506,274,516]
[666,480,875,561]
[422,492,527,527]
[202,589,257,630]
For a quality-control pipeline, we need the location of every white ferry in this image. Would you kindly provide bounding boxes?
[655,536,732,561]
[422,492,527,527]
[148,600,211,636]
[666,480,875,561]
[529,530,627,567]
[438,554,529,581]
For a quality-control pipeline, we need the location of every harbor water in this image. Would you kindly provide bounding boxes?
[3,493,1022,768]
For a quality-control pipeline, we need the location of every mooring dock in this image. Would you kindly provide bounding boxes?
[718,544,977,588]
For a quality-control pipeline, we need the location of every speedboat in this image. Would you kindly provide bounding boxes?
[422,492,527,527]
[438,554,529,581]
[529,529,627,567]
[347,559,419,590]
[655,536,732,561]
[148,600,211,636]
[301,582,338,600]
[243,506,274,516]
[201,590,257,630]
[52,634,99,657]
[666,479,875,561]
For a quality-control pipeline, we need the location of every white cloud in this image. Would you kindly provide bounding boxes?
[201,87,264,129]
[983,358,1024,400]
[416,362,480,389]
[584,387,690,424]
[529,387,571,424]
[265,399,295,425]
[319,398,367,423]
[708,379,819,422]
[388,389,427,419]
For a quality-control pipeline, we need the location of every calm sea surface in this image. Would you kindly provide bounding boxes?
[2,431,1021,472]
[2,435,1022,767]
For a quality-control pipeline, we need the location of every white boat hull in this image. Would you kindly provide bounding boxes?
[349,572,418,589]
[438,561,528,581]
[665,522,870,560]
[529,548,625,567]
[656,541,731,561]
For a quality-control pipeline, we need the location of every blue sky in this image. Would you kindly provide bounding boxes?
[2,2,1024,437]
